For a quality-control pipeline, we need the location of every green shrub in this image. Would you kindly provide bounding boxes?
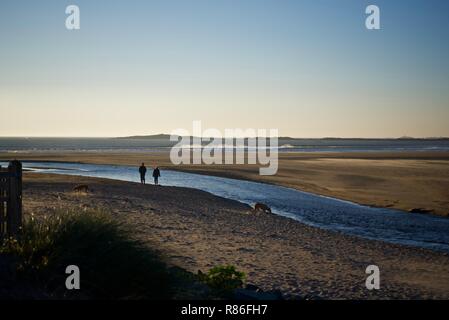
[1,210,172,299]
[198,265,245,296]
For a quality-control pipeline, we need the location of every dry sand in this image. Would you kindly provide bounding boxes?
[21,173,449,299]
[2,151,449,216]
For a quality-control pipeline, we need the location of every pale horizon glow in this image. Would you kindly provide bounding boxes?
[1,0,449,138]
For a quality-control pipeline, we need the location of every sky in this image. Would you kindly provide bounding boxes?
[1,0,448,138]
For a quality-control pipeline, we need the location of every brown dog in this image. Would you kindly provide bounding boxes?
[73,184,89,193]
[254,202,272,213]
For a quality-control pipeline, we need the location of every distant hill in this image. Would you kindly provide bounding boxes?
[117,134,175,140]
[396,136,449,140]
[116,134,449,141]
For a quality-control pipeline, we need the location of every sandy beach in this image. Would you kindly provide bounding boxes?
[20,172,449,299]
[2,151,449,217]
[3,0,449,307]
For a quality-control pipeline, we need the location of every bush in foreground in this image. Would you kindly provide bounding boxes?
[198,265,246,297]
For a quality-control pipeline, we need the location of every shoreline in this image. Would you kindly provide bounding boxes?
[11,161,449,254]
[2,158,439,222]
[1,151,449,217]
[19,172,449,299]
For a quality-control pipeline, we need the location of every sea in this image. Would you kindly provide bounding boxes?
[0,137,449,153]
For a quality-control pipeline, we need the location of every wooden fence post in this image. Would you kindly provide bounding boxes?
[0,165,4,238]
[7,160,22,237]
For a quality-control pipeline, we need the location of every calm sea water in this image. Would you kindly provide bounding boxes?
[1,137,449,153]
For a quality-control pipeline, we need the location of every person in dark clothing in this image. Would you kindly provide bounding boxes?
[139,163,147,184]
[153,166,161,185]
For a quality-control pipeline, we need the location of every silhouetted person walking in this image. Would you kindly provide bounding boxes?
[153,166,161,185]
[139,163,147,184]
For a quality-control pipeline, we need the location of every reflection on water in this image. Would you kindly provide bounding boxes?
[4,161,449,253]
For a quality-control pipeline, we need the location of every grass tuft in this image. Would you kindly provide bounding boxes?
[1,210,171,299]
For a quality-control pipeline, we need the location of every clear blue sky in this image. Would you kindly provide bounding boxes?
[1,0,448,137]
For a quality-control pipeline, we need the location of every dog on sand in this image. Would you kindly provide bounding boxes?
[254,202,272,213]
[73,184,89,193]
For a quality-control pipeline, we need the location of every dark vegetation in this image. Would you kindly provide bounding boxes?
[0,210,246,299]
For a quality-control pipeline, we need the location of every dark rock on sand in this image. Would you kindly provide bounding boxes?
[409,208,434,214]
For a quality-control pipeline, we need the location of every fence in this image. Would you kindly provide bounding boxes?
[0,160,22,240]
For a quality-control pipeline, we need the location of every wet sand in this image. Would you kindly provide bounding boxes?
[2,151,449,216]
[21,173,449,299]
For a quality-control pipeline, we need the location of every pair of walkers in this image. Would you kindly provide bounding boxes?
[139,163,160,185]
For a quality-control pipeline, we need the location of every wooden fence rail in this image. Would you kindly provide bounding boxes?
[0,160,23,240]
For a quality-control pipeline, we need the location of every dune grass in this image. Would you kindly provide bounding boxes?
[1,210,172,299]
